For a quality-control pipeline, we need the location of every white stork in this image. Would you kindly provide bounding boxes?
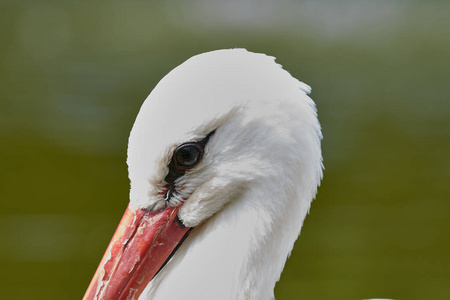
[83,49,323,300]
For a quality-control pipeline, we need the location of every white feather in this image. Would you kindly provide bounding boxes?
[127,49,323,299]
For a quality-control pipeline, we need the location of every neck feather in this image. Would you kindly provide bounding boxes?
[141,180,312,300]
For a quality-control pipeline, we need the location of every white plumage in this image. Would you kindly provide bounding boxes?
[83,49,323,300]
[128,49,323,299]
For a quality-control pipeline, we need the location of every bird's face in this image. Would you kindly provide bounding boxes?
[83,49,322,300]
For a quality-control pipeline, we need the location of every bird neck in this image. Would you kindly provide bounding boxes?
[142,182,310,300]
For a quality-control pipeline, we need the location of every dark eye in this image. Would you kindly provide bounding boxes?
[174,143,203,170]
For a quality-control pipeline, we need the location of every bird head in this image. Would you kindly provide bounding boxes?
[84,49,322,300]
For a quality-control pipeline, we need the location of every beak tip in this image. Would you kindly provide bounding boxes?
[83,205,191,300]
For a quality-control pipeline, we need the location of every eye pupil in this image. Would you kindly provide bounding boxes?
[175,144,202,169]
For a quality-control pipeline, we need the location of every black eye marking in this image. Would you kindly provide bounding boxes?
[164,131,214,202]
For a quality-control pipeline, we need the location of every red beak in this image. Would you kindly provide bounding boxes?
[83,204,191,300]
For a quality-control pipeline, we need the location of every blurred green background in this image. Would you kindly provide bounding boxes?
[1,1,449,299]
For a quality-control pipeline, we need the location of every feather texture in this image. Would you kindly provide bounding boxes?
[125,49,323,299]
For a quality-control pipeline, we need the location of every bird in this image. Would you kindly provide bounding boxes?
[83,48,323,300]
